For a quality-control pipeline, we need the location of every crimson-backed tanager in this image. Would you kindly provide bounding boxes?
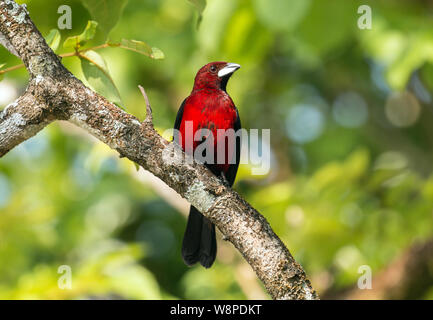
[174,62,241,268]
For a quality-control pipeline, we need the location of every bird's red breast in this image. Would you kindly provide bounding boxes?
[178,88,238,173]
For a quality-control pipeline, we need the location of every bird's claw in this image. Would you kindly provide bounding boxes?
[220,172,230,187]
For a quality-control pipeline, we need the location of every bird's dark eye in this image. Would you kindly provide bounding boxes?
[210,65,217,72]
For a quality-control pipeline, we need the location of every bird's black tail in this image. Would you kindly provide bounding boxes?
[181,206,216,268]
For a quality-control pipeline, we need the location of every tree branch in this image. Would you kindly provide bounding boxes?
[0,0,317,300]
[0,84,51,156]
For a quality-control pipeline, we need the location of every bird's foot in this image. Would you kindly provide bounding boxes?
[220,172,230,187]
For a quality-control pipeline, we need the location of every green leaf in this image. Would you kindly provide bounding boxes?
[79,21,98,42]
[81,0,128,39]
[0,63,5,69]
[80,50,122,105]
[45,29,61,52]
[134,162,140,171]
[63,21,98,49]
[188,0,207,28]
[119,39,165,59]
[149,47,164,60]
[386,33,433,90]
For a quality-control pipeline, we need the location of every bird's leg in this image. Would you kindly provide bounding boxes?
[220,172,230,187]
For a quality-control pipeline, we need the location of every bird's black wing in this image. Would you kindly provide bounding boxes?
[225,108,241,187]
[173,98,186,144]
[176,98,217,268]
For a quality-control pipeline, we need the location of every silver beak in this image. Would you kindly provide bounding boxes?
[218,63,241,78]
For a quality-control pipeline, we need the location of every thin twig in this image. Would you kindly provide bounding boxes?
[0,63,24,74]
[0,43,111,75]
[138,85,153,124]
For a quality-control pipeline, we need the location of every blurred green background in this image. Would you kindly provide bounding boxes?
[1,0,433,299]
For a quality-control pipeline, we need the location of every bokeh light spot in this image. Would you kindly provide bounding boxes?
[286,104,325,144]
[385,91,421,127]
[0,80,18,106]
[332,91,368,128]
[285,205,305,228]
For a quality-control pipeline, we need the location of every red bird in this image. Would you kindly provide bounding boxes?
[174,62,241,268]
